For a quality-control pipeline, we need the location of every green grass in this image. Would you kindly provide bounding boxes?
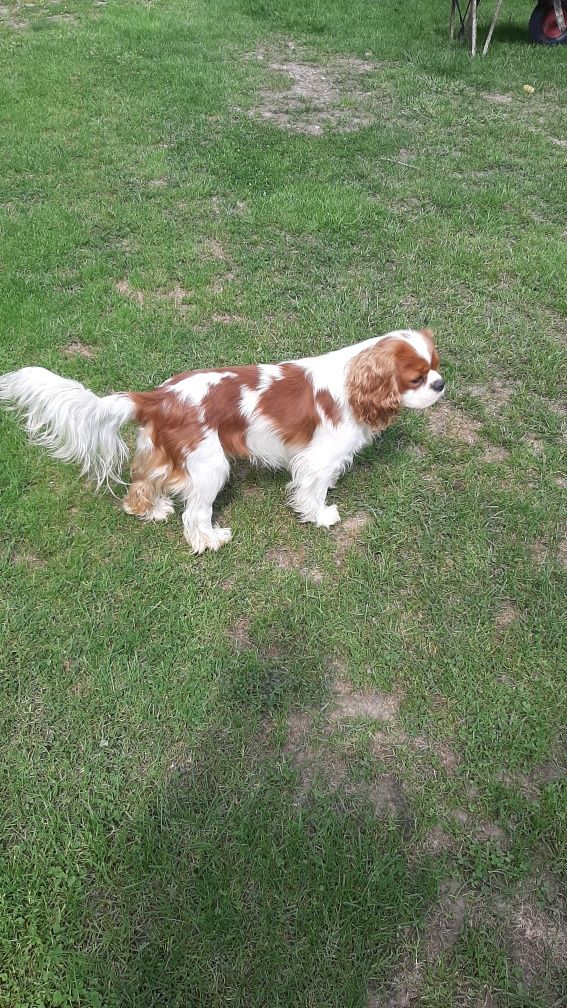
[1,1,566,1006]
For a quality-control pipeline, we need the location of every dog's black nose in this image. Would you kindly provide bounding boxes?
[431,378,445,392]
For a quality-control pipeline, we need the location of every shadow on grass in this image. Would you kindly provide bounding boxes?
[85,630,436,1008]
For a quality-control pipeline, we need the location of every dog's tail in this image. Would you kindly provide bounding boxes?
[0,367,136,487]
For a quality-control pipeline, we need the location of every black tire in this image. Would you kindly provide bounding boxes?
[529,2,567,44]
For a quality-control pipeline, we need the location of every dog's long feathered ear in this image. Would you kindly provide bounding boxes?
[346,338,401,429]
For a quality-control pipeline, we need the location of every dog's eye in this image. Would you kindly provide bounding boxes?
[411,376,424,386]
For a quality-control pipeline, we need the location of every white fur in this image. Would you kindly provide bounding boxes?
[0,367,134,486]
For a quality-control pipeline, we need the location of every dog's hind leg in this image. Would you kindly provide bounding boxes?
[180,433,231,553]
[123,430,175,522]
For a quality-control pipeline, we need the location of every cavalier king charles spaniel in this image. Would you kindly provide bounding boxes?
[0,328,444,553]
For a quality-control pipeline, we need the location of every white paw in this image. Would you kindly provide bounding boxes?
[145,498,175,522]
[186,525,233,554]
[316,504,341,528]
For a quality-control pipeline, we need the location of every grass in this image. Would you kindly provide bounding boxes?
[0,0,566,1005]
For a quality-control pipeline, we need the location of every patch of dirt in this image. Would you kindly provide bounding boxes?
[330,679,404,723]
[246,40,376,135]
[416,825,457,857]
[204,238,230,262]
[495,601,519,630]
[448,808,508,844]
[483,92,513,104]
[116,279,144,307]
[62,340,96,359]
[265,545,325,584]
[212,313,247,324]
[228,615,253,651]
[116,279,193,313]
[147,176,167,188]
[549,136,567,148]
[467,379,514,415]
[502,897,567,987]
[522,434,544,455]
[370,878,467,1007]
[371,727,459,776]
[427,403,482,445]
[284,706,411,828]
[481,445,510,463]
[11,549,46,569]
[332,510,372,565]
[532,535,567,570]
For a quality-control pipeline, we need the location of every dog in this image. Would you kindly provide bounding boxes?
[0,328,444,553]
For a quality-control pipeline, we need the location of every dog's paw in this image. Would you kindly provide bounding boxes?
[316,504,341,528]
[186,525,233,554]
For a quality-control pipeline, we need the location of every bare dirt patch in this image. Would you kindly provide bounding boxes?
[228,615,253,651]
[483,92,513,105]
[116,280,192,314]
[265,545,325,584]
[467,379,515,416]
[427,403,482,445]
[332,510,372,565]
[212,313,247,324]
[246,40,376,135]
[448,808,508,844]
[495,601,519,630]
[62,340,96,359]
[481,445,510,463]
[116,279,144,307]
[532,535,567,570]
[284,705,411,827]
[204,238,230,262]
[330,679,404,723]
[500,895,567,987]
[370,879,467,1007]
[11,548,46,569]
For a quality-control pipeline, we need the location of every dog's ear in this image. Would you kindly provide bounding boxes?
[346,338,401,429]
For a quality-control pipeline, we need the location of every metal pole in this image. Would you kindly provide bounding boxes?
[450,0,457,40]
[552,0,566,33]
[471,0,478,54]
[483,0,505,55]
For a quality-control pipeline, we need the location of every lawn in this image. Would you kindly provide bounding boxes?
[0,1,566,1005]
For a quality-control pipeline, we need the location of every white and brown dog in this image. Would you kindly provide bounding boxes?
[0,328,444,553]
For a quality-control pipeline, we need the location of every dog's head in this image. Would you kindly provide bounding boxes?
[346,328,444,429]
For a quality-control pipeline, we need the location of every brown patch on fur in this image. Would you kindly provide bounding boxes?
[332,510,372,565]
[347,337,429,430]
[63,341,96,359]
[201,369,260,458]
[315,388,342,425]
[259,363,319,447]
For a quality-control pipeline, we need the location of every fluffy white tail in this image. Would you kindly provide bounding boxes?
[0,367,135,487]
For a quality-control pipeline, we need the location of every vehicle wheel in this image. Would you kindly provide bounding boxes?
[529,2,567,44]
